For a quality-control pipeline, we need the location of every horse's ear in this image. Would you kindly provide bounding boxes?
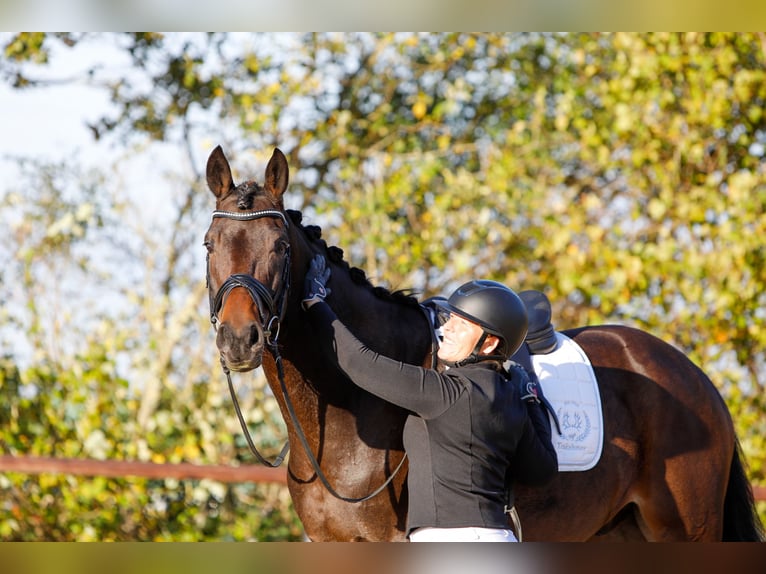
[264,148,289,202]
[206,145,234,199]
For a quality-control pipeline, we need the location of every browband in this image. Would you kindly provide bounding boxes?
[211,209,289,226]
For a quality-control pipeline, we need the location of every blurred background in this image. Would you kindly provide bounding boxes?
[1,32,765,541]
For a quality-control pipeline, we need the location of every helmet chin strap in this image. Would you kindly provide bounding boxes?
[447,332,505,368]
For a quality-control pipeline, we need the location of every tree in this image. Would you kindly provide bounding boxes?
[0,33,301,540]
[2,32,763,538]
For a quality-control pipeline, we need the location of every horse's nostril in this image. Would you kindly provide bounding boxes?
[216,322,261,357]
[216,322,234,351]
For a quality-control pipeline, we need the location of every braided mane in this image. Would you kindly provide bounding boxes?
[286,209,420,307]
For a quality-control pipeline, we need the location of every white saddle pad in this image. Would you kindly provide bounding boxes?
[530,332,604,472]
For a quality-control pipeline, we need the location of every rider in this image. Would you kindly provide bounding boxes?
[302,255,557,542]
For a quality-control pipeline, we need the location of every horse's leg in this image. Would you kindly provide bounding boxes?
[516,437,645,541]
[568,326,734,542]
[631,372,733,541]
[595,328,733,541]
[588,504,645,541]
[629,441,731,541]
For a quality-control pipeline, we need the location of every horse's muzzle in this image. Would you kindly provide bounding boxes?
[215,321,265,371]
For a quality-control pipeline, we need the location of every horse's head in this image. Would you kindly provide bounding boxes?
[204,145,291,372]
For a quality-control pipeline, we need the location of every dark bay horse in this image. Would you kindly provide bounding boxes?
[203,145,764,542]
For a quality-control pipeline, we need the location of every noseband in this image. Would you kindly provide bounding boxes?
[207,209,291,348]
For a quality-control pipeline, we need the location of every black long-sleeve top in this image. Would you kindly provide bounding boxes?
[307,301,558,535]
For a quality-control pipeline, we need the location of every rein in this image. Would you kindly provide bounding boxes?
[208,208,407,503]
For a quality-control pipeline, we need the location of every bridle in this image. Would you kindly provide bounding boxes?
[207,207,406,503]
[207,208,291,344]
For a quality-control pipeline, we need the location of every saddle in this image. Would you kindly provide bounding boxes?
[517,290,558,355]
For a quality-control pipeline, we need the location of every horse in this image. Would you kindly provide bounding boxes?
[203,145,764,542]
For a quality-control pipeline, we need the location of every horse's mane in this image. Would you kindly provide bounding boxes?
[286,209,420,307]
[233,180,418,307]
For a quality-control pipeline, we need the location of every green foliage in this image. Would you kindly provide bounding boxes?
[1,32,764,537]
[0,345,302,541]
[0,90,301,539]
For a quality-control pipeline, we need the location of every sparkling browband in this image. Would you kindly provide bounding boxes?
[212,209,289,226]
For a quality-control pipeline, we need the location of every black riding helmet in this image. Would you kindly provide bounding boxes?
[437,280,529,361]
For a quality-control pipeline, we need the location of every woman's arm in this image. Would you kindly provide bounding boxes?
[306,301,464,418]
[506,368,559,485]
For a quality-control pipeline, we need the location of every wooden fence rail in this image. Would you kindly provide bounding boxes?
[0,455,287,484]
[0,455,763,501]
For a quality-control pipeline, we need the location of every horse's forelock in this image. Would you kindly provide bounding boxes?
[236,181,265,210]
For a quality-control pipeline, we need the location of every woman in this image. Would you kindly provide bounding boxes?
[302,255,557,542]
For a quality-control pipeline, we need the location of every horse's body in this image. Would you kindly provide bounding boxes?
[204,146,764,541]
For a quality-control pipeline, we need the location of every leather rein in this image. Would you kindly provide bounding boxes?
[207,208,408,503]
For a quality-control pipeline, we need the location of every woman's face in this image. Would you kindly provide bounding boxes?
[437,313,487,363]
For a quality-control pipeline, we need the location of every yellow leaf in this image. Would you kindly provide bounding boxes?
[647,198,667,220]
[413,101,427,120]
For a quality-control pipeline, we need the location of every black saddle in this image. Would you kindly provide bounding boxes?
[518,290,558,355]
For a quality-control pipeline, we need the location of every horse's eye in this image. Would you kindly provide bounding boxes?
[203,240,213,253]
[277,240,289,255]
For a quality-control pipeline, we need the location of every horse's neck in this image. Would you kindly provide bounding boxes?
[286,226,431,366]
[342,294,428,363]
[287,279,429,364]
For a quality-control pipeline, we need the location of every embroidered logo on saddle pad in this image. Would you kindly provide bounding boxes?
[531,332,604,472]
